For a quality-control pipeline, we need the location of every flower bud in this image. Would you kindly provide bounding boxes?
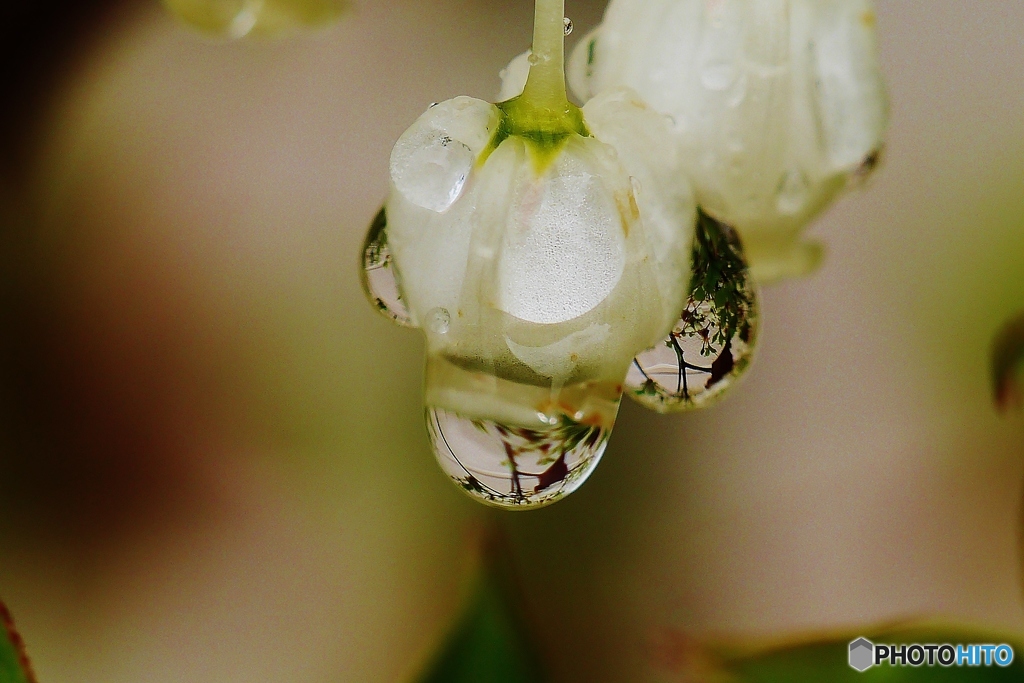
[569,0,888,281]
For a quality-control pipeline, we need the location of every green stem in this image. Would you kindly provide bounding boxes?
[483,0,585,170]
[521,0,568,112]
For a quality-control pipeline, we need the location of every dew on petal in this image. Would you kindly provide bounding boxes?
[427,403,615,509]
[626,209,758,412]
[564,17,574,36]
[426,307,451,335]
[390,128,474,212]
[361,207,413,327]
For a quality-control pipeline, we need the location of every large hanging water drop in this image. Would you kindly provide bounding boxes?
[626,209,759,412]
[426,358,622,508]
[360,207,413,327]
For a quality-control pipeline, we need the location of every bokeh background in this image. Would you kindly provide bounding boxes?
[0,1,1023,681]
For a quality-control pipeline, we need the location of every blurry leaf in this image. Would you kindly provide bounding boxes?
[658,625,1024,682]
[992,311,1024,410]
[163,0,348,38]
[416,528,545,683]
[0,601,36,683]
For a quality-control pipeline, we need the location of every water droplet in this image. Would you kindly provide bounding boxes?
[361,207,413,327]
[700,61,737,91]
[428,400,616,509]
[390,128,474,213]
[775,169,811,215]
[425,359,622,508]
[626,209,759,412]
[429,102,439,109]
[563,17,574,35]
[528,52,541,66]
[426,307,450,335]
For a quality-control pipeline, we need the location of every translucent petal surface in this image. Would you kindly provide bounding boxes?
[495,146,626,325]
[626,210,759,412]
[163,0,346,37]
[582,86,695,334]
[498,52,532,103]
[571,0,888,282]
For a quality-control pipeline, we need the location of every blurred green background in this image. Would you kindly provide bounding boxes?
[0,1,1023,681]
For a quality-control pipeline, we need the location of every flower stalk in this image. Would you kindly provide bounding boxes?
[490,0,587,167]
[522,0,568,112]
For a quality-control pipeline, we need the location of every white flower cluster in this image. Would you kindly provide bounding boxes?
[363,0,887,508]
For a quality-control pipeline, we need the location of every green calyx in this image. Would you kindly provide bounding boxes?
[482,96,589,171]
[478,0,587,172]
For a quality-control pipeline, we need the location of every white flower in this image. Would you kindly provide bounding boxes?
[386,90,694,425]
[569,0,888,282]
[367,0,703,507]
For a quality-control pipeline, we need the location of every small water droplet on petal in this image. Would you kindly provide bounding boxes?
[626,210,758,412]
[361,207,413,327]
[390,128,474,213]
[426,307,451,335]
[564,17,574,35]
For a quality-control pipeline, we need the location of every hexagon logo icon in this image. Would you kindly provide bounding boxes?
[849,638,874,672]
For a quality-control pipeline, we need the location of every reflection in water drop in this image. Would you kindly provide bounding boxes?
[776,168,811,215]
[626,209,758,412]
[428,405,615,509]
[563,17,574,35]
[361,207,413,327]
